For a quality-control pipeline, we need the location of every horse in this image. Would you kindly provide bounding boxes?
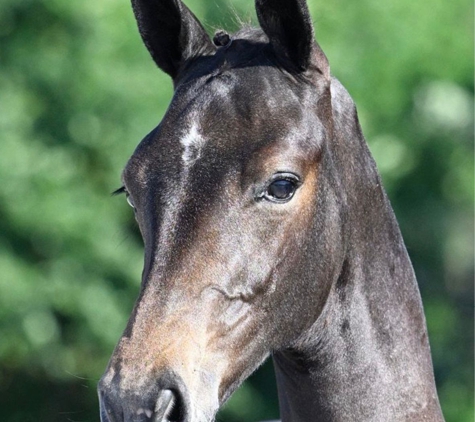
[98,0,445,420]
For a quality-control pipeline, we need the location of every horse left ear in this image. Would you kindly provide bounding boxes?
[132,0,215,80]
[255,0,329,77]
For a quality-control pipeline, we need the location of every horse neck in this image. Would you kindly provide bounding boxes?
[272,245,443,421]
[271,79,444,422]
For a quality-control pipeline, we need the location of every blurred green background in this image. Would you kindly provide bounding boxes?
[0,0,473,421]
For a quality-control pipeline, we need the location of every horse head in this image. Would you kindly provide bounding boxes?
[98,0,443,421]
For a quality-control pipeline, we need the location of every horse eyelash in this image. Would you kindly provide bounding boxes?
[112,186,126,196]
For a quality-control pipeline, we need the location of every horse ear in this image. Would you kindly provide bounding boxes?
[255,0,329,77]
[131,0,215,79]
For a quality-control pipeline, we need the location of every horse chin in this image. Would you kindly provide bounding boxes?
[183,363,258,422]
[187,391,219,422]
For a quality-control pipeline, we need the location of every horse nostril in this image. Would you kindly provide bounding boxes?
[153,389,184,422]
[99,393,121,422]
[154,389,174,420]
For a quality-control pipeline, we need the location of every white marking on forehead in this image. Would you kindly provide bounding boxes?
[181,123,205,165]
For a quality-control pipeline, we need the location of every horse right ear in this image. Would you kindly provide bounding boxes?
[131,0,215,80]
[255,0,329,78]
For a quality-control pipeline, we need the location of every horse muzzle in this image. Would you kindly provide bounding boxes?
[98,372,194,422]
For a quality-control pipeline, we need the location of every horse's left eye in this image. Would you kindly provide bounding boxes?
[126,194,136,209]
[264,175,301,203]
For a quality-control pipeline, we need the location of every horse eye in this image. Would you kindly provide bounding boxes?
[126,194,136,209]
[264,176,300,203]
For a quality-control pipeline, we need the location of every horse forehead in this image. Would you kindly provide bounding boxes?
[128,68,313,180]
[182,64,301,115]
[185,70,304,127]
[165,77,292,146]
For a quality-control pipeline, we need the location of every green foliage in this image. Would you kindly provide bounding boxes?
[0,0,472,421]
